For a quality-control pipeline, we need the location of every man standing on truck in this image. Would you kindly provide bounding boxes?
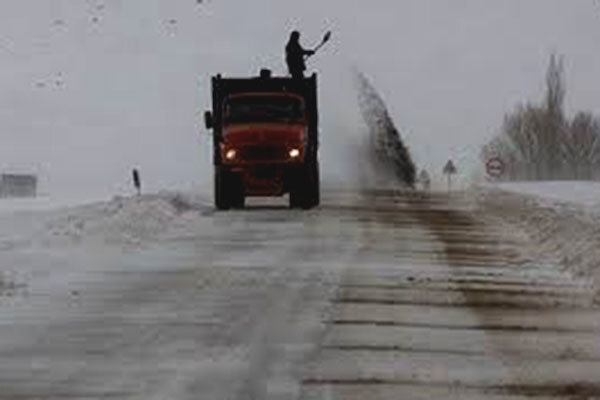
[285,31,314,79]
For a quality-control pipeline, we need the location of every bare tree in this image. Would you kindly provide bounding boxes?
[564,112,600,179]
[481,53,600,181]
[541,53,568,179]
[504,105,546,179]
[545,53,566,118]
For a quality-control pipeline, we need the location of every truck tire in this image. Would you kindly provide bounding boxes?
[307,161,320,208]
[289,161,319,209]
[289,186,303,209]
[215,168,245,210]
[214,167,230,210]
[230,174,245,209]
[288,167,304,209]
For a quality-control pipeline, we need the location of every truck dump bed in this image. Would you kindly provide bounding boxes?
[210,73,319,152]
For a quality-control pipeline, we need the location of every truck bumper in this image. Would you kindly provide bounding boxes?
[227,163,304,197]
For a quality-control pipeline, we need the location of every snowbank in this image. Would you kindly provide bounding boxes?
[474,184,600,302]
[492,181,600,213]
[0,192,210,249]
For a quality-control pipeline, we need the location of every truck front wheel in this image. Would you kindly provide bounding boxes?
[214,167,230,210]
[215,168,245,210]
[289,161,320,209]
[307,161,320,208]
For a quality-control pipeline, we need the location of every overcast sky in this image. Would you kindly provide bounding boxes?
[1,1,599,197]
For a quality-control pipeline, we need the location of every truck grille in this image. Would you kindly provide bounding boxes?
[240,146,288,161]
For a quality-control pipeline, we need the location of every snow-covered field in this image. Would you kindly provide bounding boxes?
[0,195,114,214]
[493,181,600,213]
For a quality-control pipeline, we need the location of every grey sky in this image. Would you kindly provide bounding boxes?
[0,1,599,196]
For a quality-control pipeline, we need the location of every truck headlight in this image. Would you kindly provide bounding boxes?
[225,149,236,160]
[289,148,300,158]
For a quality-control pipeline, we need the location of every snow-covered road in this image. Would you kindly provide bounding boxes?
[0,191,355,400]
[1,188,599,400]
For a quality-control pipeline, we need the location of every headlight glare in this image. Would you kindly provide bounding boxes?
[225,149,236,160]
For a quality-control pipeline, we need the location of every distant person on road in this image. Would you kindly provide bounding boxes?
[285,31,314,79]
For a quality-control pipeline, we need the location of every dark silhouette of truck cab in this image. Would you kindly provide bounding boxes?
[205,70,320,209]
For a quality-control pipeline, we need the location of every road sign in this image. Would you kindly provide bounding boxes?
[443,160,457,175]
[486,157,504,178]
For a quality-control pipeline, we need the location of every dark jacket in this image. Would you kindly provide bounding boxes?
[285,39,312,74]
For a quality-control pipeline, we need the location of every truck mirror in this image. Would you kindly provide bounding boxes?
[204,111,213,130]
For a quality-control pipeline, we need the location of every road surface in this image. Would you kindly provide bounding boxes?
[1,189,599,400]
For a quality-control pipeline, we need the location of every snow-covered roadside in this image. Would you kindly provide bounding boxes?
[0,192,211,248]
[0,191,349,400]
[472,183,600,302]
[0,192,211,319]
[493,181,600,214]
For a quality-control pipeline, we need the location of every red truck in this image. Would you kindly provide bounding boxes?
[204,70,320,209]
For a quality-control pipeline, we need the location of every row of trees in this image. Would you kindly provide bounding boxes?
[355,72,416,187]
[482,55,600,181]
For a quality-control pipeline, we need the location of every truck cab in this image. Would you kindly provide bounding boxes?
[205,71,320,209]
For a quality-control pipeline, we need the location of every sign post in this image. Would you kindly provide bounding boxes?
[443,160,457,192]
[132,168,141,196]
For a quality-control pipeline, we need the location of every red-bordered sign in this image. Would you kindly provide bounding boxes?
[486,157,504,178]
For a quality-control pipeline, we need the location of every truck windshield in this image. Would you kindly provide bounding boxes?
[224,96,305,124]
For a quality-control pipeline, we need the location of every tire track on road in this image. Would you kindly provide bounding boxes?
[301,190,600,400]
